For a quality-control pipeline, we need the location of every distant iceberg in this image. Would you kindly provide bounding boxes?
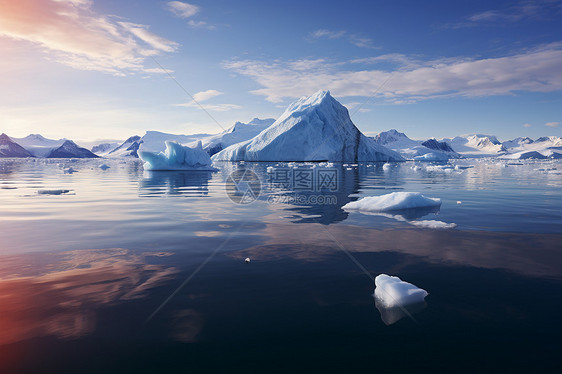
[342,192,441,212]
[212,90,403,162]
[139,141,217,171]
[374,274,428,308]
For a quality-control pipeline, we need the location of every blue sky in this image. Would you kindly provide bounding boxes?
[0,0,561,142]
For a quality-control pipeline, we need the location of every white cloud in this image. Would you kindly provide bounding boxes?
[223,42,562,103]
[192,89,223,102]
[0,0,178,75]
[177,90,241,112]
[545,121,560,127]
[166,1,200,18]
[449,0,562,28]
[187,20,215,30]
[308,29,377,49]
[523,123,532,128]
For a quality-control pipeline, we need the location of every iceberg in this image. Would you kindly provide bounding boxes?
[0,134,33,158]
[138,141,217,171]
[212,90,403,162]
[342,192,441,213]
[374,274,428,308]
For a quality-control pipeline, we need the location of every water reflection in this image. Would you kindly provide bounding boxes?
[139,171,214,197]
[0,248,177,345]
[374,298,427,325]
[234,223,562,279]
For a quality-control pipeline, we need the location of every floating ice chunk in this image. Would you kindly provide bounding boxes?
[37,189,72,195]
[266,166,275,173]
[374,274,428,308]
[414,152,449,161]
[343,192,441,213]
[245,257,251,263]
[139,141,217,171]
[457,201,462,205]
[99,163,110,170]
[409,220,457,229]
[382,163,392,171]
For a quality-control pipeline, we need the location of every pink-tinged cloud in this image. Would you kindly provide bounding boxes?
[223,43,562,103]
[0,0,178,75]
[545,122,559,127]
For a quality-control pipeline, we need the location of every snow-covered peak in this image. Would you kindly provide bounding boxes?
[47,140,98,158]
[372,129,413,146]
[0,134,33,158]
[441,134,506,156]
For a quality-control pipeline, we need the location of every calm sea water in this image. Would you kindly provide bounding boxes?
[0,158,561,373]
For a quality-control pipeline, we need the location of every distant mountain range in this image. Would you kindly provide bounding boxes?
[1,114,560,161]
[0,133,98,158]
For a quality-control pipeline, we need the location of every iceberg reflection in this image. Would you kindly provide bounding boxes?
[139,170,214,197]
[374,297,427,325]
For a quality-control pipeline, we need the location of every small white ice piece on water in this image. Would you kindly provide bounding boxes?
[244,257,251,263]
[382,163,392,171]
[343,192,441,213]
[374,274,428,308]
[457,201,462,205]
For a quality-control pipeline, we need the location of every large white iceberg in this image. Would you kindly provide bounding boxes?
[342,192,441,212]
[211,90,404,162]
[138,141,217,171]
[374,274,428,307]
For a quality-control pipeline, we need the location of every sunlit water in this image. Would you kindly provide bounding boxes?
[0,158,561,373]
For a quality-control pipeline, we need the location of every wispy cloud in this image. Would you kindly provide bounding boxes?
[165,1,215,29]
[545,121,560,127]
[0,0,178,75]
[166,1,200,18]
[523,123,532,128]
[192,89,223,102]
[223,42,562,103]
[447,0,562,28]
[308,29,378,49]
[177,90,241,111]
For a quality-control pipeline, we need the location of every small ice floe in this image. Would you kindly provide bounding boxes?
[457,201,462,205]
[64,167,78,174]
[382,163,392,171]
[409,220,456,229]
[266,166,275,173]
[343,192,441,213]
[244,257,251,263]
[37,189,72,195]
[346,167,353,170]
[374,274,428,308]
[374,275,428,325]
[99,163,110,170]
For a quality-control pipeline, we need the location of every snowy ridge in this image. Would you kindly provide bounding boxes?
[47,140,99,158]
[11,134,66,157]
[372,129,459,160]
[0,134,33,157]
[212,90,403,162]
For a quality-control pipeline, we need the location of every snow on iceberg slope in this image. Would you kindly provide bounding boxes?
[342,192,441,212]
[374,274,428,307]
[138,141,217,171]
[212,90,403,162]
[197,118,275,156]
